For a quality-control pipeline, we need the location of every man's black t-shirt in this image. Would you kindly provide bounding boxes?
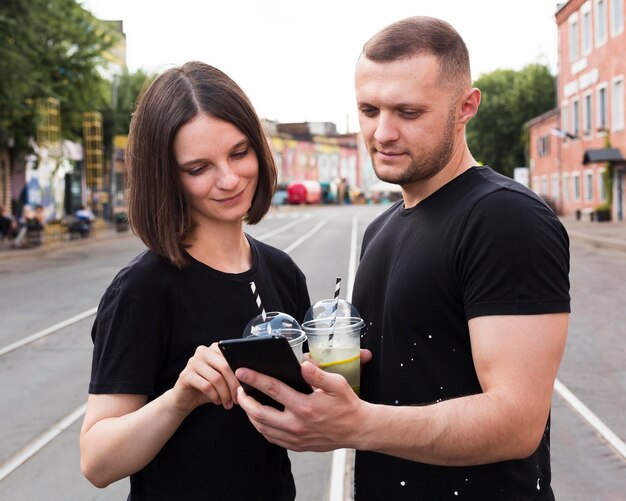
[89,236,310,500]
[352,167,570,500]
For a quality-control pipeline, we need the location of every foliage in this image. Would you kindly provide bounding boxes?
[0,0,118,149]
[112,68,154,136]
[467,64,556,178]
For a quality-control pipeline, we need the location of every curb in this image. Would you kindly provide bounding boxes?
[567,230,626,253]
[0,229,136,261]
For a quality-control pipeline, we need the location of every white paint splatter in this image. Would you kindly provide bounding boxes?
[428,335,432,339]
[400,481,406,487]
[395,400,399,404]
[400,363,404,367]
[454,491,459,496]
[537,478,540,490]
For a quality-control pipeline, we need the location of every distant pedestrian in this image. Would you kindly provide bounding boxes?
[80,61,310,500]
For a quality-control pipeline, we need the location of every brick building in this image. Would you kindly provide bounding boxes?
[528,0,626,221]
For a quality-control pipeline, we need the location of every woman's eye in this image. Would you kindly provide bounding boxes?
[187,165,207,176]
[231,148,249,159]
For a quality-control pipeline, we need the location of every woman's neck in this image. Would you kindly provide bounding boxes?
[185,220,252,273]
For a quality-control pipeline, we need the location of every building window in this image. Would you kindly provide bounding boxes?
[582,3,593,54]
[532,176,540,194]
[569,14,580,61]
[583,92,593,136]
[551,174,561,201]
[596,0,608,46]
[537,135,551,157]
[584,170,594,201]
[597,84,608,131]
[562,102,570,136]
[572,99,580,137]
[541,176,549,197]
[573,172,581,201]
[611,0,624,36]
[598,167,607,201]
[611,77,625,131]
[563,173,571,202]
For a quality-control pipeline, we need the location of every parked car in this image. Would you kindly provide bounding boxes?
[272,182,289,206]
[287,180,322,205]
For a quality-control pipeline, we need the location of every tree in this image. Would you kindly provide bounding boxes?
[467,64,556,178]
[0,0,118,150]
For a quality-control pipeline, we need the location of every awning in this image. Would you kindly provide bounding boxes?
[582,148,625,164]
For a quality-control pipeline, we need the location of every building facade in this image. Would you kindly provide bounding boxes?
[528,0,626,221]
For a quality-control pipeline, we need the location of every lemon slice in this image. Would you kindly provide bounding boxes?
[318,353,360,368]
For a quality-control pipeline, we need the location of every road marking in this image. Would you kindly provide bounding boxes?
[554,379,626,459]
[0,307,98,357]
[329,214,359,501]
[0,403,87,482]
[282,219,328,253]
[255,215,311,241]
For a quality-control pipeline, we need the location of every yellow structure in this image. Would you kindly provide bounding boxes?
[35,97,61,154]
[82,112,105,217]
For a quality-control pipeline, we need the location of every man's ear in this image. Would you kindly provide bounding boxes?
[458,87,481,126]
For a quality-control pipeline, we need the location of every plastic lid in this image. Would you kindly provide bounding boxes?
[303,299,361,323]
[243,311,302,337]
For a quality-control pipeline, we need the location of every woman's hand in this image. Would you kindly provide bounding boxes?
[172,342,241,411]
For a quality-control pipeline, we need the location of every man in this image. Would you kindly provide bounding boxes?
[237,16,570,500]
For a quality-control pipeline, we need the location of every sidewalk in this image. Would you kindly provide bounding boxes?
[0,224,134,260]
[561,215,626,253]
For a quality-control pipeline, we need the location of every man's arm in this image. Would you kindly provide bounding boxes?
[237,313,568,466]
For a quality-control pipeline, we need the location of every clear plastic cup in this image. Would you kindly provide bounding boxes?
[302,316,364,394]
[243,311,307,362]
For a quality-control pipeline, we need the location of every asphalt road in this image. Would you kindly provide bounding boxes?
[0,204,624,500]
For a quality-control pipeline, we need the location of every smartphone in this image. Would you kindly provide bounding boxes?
[218,335,313,409]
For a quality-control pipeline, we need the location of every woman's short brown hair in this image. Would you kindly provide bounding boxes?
[126,61,277,268]
[362,16,471,90]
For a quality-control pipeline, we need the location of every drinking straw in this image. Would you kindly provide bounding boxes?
[329,276,341,343]
[250,281,266,321]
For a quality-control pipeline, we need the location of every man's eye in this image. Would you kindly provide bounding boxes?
[399,110,420,119]
[359,108,378,117]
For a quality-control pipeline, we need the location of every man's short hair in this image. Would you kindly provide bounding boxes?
[362,16,471,89]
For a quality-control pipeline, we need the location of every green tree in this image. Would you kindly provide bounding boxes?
[467,64,556,178]
[0,0,117,150]
[112,68,154,136]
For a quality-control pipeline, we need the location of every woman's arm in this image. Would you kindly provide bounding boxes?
[80,343,241,487]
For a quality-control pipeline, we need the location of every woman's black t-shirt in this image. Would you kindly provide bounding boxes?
[89,236,310,500]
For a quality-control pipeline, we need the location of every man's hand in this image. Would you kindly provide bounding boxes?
[236,361,367,452]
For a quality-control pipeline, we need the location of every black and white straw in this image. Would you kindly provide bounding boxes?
[250,281,266,321]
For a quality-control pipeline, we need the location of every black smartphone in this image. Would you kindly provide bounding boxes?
[218,335,313,409]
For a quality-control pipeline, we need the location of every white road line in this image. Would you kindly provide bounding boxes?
[0,307,98,357]
[554,379,626,459]
[282,219,328,253]
[329,214,359,501]
[0,403,87,482]
[255,215,311,241]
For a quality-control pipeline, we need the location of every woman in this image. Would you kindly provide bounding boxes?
[80,61,310,500]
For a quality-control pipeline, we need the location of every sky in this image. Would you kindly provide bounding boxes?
[80,0,561,133]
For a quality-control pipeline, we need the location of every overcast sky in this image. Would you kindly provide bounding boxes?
[81,0,561,133]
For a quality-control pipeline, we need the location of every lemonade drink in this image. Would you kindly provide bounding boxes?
[308,345,361,394]
[303,317,364,395]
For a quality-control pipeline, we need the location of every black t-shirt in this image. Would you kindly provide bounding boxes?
[352,167,570,500]
[89,236,310,500]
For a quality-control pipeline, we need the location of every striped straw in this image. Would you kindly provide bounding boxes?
[250,281,266,321]
[329,277,341,343]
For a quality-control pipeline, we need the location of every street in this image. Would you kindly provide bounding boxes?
[0,204,625,500]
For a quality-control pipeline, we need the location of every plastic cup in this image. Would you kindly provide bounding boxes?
[302,316,364,394]
[243,312,307,362]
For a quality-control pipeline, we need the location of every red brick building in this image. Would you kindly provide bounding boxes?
[528,0,626,221]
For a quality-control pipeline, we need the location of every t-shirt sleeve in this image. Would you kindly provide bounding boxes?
[455,190,571,320]
[89,283,167,395]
